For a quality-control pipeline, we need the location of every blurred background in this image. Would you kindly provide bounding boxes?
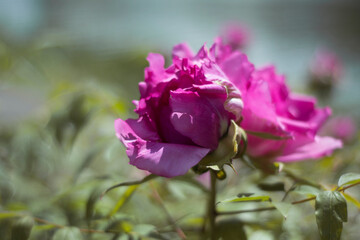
[0,0,360,239]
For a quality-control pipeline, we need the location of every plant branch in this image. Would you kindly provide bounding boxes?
[207,170,217,240]
[218,180,360,216]
[338,181,360,192]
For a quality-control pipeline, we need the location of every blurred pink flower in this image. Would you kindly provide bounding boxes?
[321,116,357,143]
[221,23,250,50]
[309,49,343,88]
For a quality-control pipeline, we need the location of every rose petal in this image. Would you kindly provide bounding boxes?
[142,53,173,98]
[172,43,194,60]
[115,118,209,177]
[169,89,227,149]
[130,141,210,177]
[220,51,254,92]
[286,94,331,132]
[115,117,160,143]
[275,136,342,162]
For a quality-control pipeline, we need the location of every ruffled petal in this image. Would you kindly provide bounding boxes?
[142,53,174,98]
[275,136,342,162]
[172,43,194,60]
[241,79,287,136]
[219,51,254,92]
[115,117,160,143]
[286,94,331,132]
[115,118,209,177]
[129,141,210,177]
[169,89,227,149]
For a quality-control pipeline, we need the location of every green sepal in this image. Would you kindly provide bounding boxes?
[197,120,246,172]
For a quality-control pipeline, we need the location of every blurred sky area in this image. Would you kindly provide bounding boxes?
[0,0,360,123]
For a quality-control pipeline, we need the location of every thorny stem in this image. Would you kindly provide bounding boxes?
[207,170,217,240]
[218,181,360,216]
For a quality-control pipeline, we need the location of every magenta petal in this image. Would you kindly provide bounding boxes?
[241,79,287,135]
[115,117,160,144]
[169,89,226,149]
[287,94,331,132]
[129,142,210,177]
[142,53,174,98]
[191,83,228,98]
[115,118,209,177]
[275,136,343,162]
[220,51,254,91]
[172,43,194,60]
[146,53,166,80]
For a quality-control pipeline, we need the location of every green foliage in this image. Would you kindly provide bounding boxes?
[215,218,247,240]
[338,173,360,188]
[11,216,34,240]
[271,202,292,219]
[219,195,271,204]
[103,174,158,195]
[0,38,359,240]
[315,191,347,240]
[52,227,83,240]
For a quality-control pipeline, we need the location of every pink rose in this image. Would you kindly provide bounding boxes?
[115,39,343,178]
[212,40,343,162]
[115,45,244,177]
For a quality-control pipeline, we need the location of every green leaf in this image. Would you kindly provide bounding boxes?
[315,191,347,240]
[102,174,158,196]
[215,218,247,240]
[257,182,285,192]
[0,212,19,220]
[107,185,139,218]
[33,224,58,231]
[11,216,34,240]
[132,224,156,236]
[52,227,83,240]
[72,144,103,183]
[293,185,322,197]
[272,202,292,219]
[219,195,271,204]
[85,187,102,224]
[105,219,133,234]
[342,192,360,209]
[338,173,360,188]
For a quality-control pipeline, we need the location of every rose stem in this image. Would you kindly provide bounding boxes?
[207,170,217,240]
